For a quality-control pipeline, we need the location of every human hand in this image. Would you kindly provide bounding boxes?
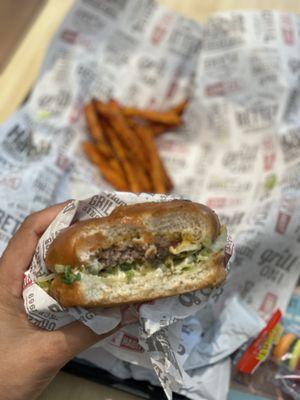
[0,203,120,400]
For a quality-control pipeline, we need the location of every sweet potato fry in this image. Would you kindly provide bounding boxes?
[96,100,145,166]
[96,142,114,159]
[82,141,128,191]
[135,125,173,194]
[84,100,106,143]
[129,122,172,192]
[171,100,188,115]
[95,100,112,116]
[133,124,151,171]
[100,120,127,178]
[109,123,151,192]
[129,119,168,137]
[127,119,151,162]
[83,98,178,193]
[85,100,117,160]
[108,158,123,174]
[151,123,168,137]
[102,124,141,192]
[121,106,181,125]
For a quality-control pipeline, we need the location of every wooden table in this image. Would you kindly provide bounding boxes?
[1,1,299,399]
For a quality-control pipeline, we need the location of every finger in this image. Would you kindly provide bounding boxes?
[47,321,121,365]
[0,202,68,297]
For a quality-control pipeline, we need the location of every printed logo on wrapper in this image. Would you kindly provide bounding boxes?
[263,136,276,172]
[60,30,94,51]
[281,14,295,45]
[205,80,241,97]
[23,275,33,290]
[177,343,186,356]
[259,292,278,316]
[81,0,127,19]
[207,197,244,210]
[257,247,299,292]
[127,0,156,33]
[280,127,300,164]
[235,103,278,133]
[151,12,174,45]
[202,14,245,50]
[145,329,184,399]
[1,124,51,162]
[179,291,207,307]
[71,307,95,323]
[23,285,71,331]
[110,331,144,353]
[167,21,201,57]
[275,195,297,234]
[203,51,239,78]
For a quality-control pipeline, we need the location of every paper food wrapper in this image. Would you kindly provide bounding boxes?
[0,1,298,318]
[78,294,263,400]
[23,192,232,398]
[78,352,232,400]
[0,0,300,398]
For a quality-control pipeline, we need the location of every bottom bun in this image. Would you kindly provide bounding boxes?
[49,250,226,308]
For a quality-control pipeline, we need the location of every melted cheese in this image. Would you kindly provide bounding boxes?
[169,240,201,255]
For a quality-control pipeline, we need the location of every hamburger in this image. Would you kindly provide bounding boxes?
[38,200,227,307]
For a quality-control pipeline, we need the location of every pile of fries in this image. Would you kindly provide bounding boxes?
[82,98,186,193]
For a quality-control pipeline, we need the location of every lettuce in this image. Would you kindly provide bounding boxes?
[61,266,81,285]
[36,280,51,292]
[54,264,66,274]
[211,226,227,252]
[125,270,134,282]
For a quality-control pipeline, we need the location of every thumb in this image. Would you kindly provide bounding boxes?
[46,321,120,365]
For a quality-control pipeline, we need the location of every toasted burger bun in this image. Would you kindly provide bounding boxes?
[45,200,227,307]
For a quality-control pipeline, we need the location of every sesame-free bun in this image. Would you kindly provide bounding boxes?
[45,200,226,307]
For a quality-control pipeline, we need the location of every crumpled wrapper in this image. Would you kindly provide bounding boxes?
[78,293,263,400]
[23,192,232,398]
[1,0,300,398]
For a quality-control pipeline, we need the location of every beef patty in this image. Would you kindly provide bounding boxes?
[97,235,181,267]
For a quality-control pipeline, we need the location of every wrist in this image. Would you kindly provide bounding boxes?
[0,333,65,400]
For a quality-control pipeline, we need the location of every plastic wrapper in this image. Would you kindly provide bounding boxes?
[233,337,300,400]
[274,331,300,400]
[233,292,300,399]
